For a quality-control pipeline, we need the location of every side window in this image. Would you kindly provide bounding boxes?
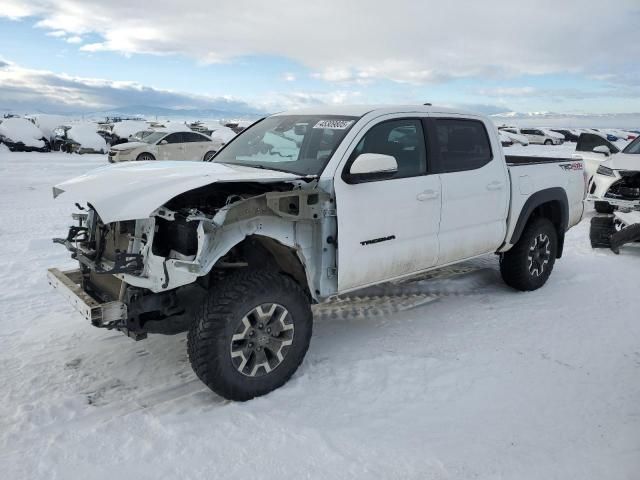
[184,132,209,142]
[346,119,427,180]
[576,133,619,153]
[164,133,183,144]
[435,119,492,173]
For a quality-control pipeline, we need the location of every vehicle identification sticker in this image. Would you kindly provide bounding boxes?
[313,120,354,130]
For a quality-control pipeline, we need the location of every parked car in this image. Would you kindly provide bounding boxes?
[498,128,529,146]
[108,130,219,162]
[52,125,107,154]
[551,129,580,142]
[519,128,564,145]
[586,135,640,214]
[571,132,621,189]
[498,131,513,147]
[48,105,586,401]
[0,117,49,152]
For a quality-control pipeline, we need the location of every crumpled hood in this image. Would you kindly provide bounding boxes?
[602,153,640,172]
[110,141,147,151]
[54,161,303,223]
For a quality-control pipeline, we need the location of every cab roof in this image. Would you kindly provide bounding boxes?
[272,104,480,118]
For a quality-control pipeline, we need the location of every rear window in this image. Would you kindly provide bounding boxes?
[435,119,493,173]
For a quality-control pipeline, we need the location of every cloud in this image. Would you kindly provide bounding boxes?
[66,36,83,44]
[2,0,639,86]
[0,62,265,114]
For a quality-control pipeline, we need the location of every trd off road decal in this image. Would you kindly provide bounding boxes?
[313,120,354,129]
[559,162,583,171]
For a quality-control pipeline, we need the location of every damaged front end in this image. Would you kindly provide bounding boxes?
[49,180,337,339]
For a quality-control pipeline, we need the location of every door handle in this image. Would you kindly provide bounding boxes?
[486,181,504,191]
[417,190,439,201]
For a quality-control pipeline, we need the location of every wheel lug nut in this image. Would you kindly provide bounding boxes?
[249,330,255,336]
[266,327,271,333]
[248,342,254,348]
[258,323,264,329]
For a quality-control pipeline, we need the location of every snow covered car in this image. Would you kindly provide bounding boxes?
[498,128,529,146]
[53,125,108,154]
[519,128,564,145]
[587,136,640,213]
[107,130,219,162]
[0,117,49,152]
[48,105,585,401]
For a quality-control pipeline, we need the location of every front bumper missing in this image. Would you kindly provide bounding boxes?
[47,268,127,328]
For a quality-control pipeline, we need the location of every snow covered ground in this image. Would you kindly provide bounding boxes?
[1,147,639,480]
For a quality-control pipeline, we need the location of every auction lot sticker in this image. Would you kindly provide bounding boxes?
[313,120,354,129]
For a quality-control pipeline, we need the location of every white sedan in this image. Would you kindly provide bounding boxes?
[108,130,220,163]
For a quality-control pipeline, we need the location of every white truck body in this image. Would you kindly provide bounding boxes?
[48,105,586,400]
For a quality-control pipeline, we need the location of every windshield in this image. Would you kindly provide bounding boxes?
[622,136,640,154]
[143,132,167,144]
[213,115,358,175]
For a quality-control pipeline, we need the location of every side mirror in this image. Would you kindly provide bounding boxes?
[593,145,610,156]
[348,153,398,179]
[158,139,168,145]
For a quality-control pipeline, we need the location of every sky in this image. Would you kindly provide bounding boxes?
[0,0,639,117]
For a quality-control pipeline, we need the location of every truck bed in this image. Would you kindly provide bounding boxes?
[505,155,575,166]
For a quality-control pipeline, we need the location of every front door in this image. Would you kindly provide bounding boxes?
[333,117,441,292]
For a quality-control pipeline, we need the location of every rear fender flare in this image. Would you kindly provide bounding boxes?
[510,187,569,257]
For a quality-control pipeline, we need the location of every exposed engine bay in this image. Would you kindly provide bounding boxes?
[604,171,640,202]
[52,180,337,338]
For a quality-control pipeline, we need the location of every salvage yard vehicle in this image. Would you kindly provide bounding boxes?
[52,125,107,154]
[519,128,564,145]
[108,130,219,162]
[587,135,640,214]
[47,105,586,401]
[0,117,50,152]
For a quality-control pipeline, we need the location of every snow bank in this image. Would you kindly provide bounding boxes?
[0,118,45,148]
[67,124,107,152]
[112,120,148,139]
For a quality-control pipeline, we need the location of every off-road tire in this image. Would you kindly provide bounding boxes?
[589,216,615,249]
[188,269,312,401]
[500,217,558,291]
[594,201,615,214]
[136,152,156,161]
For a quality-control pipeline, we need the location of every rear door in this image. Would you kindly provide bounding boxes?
[158,133,186,160]
[333,115,441,291]
[521,128,543,144]
[183,132,211,160]
[430,116,509,265]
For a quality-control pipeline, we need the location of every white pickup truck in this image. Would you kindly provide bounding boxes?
[48,105,585,400]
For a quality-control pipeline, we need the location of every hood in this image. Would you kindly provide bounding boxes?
[54,161,303,223]
[111,141,148,151]
[602,153,640,172]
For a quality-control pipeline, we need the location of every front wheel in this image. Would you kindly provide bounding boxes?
[188,269,312,401]
[500,217,558,291]
[136,152,156,161]
[203,150,217,161]
[544,139,553,145]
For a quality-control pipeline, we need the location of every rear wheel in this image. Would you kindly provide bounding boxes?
[500,217,558,291]
[136,152,155,161]
[203,150,217,161]
[188,269,312,401]
[594,201,615,214]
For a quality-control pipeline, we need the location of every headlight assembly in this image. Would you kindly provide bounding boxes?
[597,165,615,177]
